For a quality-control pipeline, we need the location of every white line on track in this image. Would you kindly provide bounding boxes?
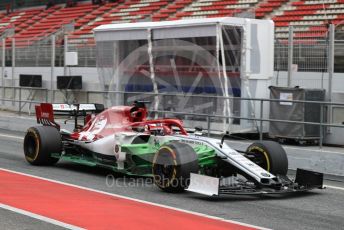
[325,185,344,191]
[284,146,344,155]
[0,133,23,140]
[0,203,84,230]
[0,167,270,230]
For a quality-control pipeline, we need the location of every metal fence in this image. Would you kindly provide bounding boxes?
[274,25,330,72]
[274,24,344,74]
[1,87,344,149]
[335,40,344,72]
[0,25,343,71]
[0,35,96,68]
[15,37,54,67]
[293,40,329,72]
[68,37,96,67]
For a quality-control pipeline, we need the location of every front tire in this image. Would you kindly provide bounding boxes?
[152,142,199,193]
[23,126,62,165]
[246,141,288,176]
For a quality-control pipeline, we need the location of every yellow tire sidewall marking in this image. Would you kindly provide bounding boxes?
[248,146,271,172]
[152,146,178,189]
[25,128,40,162]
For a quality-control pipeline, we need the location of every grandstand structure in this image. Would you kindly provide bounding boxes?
[0,0,343,71]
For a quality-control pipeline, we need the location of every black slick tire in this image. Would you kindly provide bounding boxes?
[23,126,62,165]
[246,141,288,176]
[152,142,199,193]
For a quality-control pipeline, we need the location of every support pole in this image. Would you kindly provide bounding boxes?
[1,38,5,105]
[327,24,335,132]
[64,35,68,76]
[259,100,263,141]
[319,104,324,149]
[215,24,224,131]
[287,26,294,87]
[207,115,211,137]
[12,37,15,106]
[219,24,232,133]
[51,35,55,103]
[147,29,159,116]
[18,87,21,115]
[327,24,335,103]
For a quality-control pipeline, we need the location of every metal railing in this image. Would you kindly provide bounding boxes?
[85,90,344,148]
[1,87,344,149]
[0,86,48,114]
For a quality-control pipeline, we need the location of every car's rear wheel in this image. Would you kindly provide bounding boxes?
[246,141,288,176]
[152,142,199,193]
[23,126,62,165]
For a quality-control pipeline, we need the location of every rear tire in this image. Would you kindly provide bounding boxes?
[152,142,199,193]
[23,126,62,165]
[246,141,288,176]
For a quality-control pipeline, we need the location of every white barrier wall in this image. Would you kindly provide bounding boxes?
[272,71,344,93]
[1,67,101,90]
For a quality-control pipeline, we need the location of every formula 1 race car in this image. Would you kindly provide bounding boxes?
[23,101,323,196]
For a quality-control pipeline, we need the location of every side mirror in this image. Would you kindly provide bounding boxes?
[194,126,203,136]
[220,132,231,148]
[195,126,203,132]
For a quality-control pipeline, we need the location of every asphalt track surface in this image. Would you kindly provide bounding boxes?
[0,130,344,230]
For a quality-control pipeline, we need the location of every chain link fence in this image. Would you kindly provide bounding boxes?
[15,36,53,67]
[0,26,342,72]
[334,25,344,72]
[274,25,330,72]
[68,37,96,67]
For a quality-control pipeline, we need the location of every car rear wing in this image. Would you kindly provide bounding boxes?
[52,104,104,114]
[35,103,104,130]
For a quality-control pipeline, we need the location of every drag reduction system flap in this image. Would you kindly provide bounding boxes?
[52,104,104,113]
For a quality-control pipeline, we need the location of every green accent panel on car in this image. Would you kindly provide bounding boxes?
[121,143,157,156]
[121,143,157,173]
[193,144,217,167]
[121,142,217,168]
[53,140,217,177]
[59,154,98,167]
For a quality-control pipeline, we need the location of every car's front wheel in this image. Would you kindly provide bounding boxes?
[152,142,199,193]
[246,141,288,176]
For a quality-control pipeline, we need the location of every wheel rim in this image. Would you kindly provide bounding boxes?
[24,134,38,160]
[247,148,270,172]
[153,148,177,188]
